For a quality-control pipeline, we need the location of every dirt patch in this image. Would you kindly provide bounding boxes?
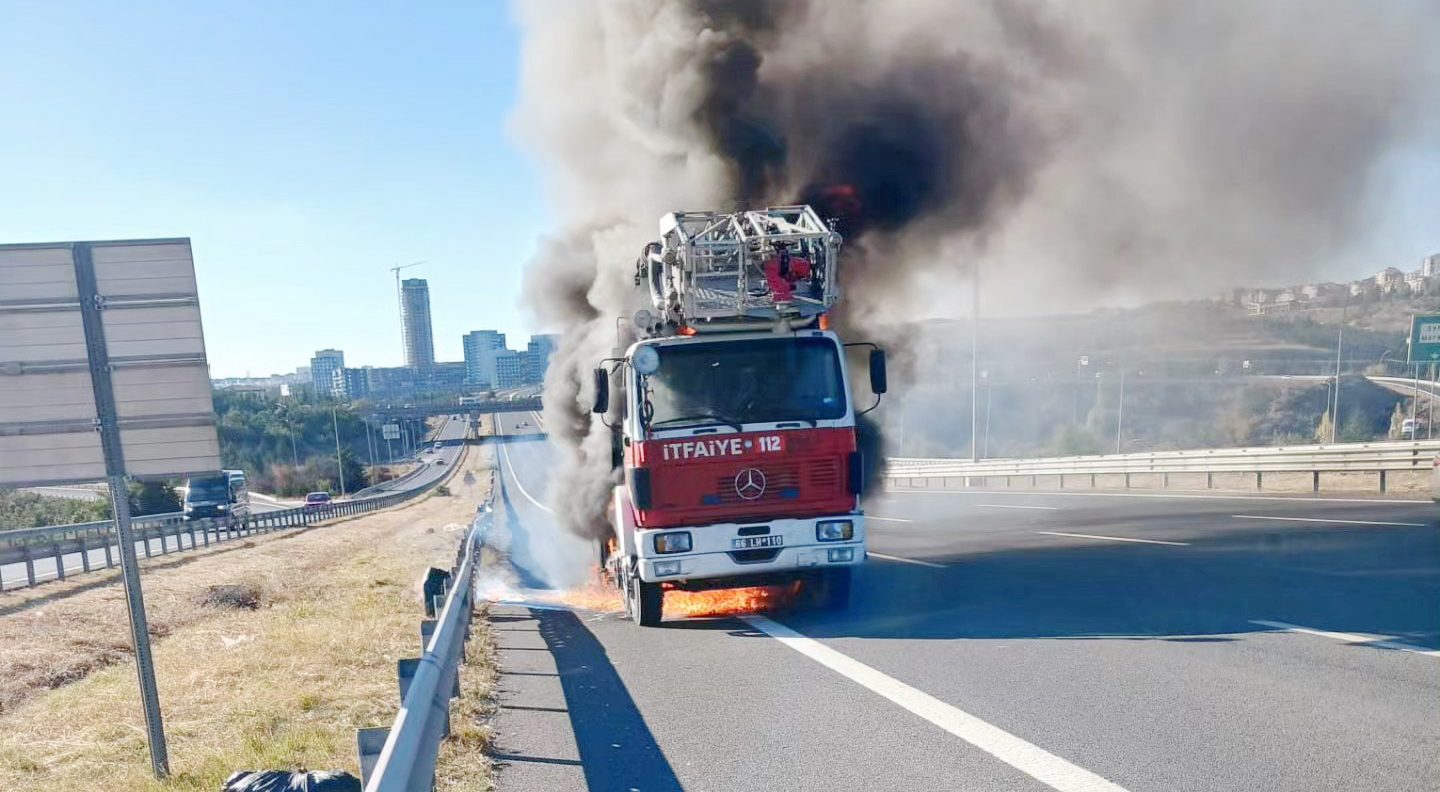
[199,582,267,611]
[0,441,495,791]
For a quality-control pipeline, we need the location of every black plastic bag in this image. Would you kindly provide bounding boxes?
[221,770,361,791]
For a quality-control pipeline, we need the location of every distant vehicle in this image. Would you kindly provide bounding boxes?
[433,441,443,451]
[183,470,250,524]
[303,491,333,513]
[1403,418,1419,438]
[435,458,447,466]
[517,419,528,428]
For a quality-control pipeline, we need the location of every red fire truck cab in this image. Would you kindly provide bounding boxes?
[596,327,886,625]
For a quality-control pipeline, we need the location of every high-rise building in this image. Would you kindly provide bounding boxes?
[310,349,344,397]
[494,350,528,389]
[525,334,558,384]
[332,367,371,400]
[400,278,435,371]
[462,330,507,389]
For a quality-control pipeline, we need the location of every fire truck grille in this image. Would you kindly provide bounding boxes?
[707,458,842,505]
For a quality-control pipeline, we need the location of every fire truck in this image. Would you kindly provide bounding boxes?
[591,206,888,626]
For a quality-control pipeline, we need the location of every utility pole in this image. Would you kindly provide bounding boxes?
[332,406,347,498]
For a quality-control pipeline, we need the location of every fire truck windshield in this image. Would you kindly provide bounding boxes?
[640,336,846,430]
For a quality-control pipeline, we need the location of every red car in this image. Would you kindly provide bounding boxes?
[303,491,333,513]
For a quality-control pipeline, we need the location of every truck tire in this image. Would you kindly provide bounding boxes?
[811,568,852,611]
[627,571,664,626]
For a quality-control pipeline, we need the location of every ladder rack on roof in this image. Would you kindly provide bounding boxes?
[635,205,842,333]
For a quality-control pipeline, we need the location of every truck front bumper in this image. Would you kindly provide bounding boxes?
[635,514,865,584]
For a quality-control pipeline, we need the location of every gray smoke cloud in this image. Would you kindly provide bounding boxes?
[512,0,1440,539]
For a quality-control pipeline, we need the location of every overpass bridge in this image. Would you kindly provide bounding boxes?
[371,396,542,422]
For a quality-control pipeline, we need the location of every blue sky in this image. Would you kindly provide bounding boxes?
[0,1,546,377]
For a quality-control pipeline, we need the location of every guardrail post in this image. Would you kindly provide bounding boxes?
[1123,473,1130,489]
[1089,473,1096,488]
[79,536,91,573]
[159,527,169,555]
[1031,474,1037,487]
[1162,472,1170,489]
[201,521,210,547]
[1256,471,1263,490]
[53,542,66,580]
[1379,470,1387,493]
[142,527,153,557]
[23,546,36,587]
[103,537,114,568]
[1206,472,1213,490]
[187,523,197,549]
[356,727,390,787]
[1313,471,1321,493]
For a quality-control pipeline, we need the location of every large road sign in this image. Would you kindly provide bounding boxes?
[0,239,221,486]
[383,423,400,440]
[1409,315,1440,363]
[0,238,222,778]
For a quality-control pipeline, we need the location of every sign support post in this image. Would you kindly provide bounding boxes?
[72,244,169,777]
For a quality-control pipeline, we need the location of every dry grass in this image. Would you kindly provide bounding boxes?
[0,442,497,792]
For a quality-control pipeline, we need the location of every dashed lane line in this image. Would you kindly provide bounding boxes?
[744,614,1132,792]
[499,439,554,515]
[867,551,948,568]
[1231,514,1427,528]
[1036,531,1190,547]
[1250,620,1440,659]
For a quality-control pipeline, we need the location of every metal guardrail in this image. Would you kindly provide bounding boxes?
[358,479,493,791]
[886,439,1440,485]
[0,446,465,591]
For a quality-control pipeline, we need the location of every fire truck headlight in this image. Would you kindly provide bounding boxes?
[816,520,853,541]
[654,531,692,554]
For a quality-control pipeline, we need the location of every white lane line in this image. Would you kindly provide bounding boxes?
[743,614,1132,792]
[890,489,1434,505]
[867,551,947,568]
[978,503,1059,511]
[499,439,554,514]
[1036,531,1190,547]
[1250,620,1440,659]
[1232,514,1426,528]
[866,515,913,523]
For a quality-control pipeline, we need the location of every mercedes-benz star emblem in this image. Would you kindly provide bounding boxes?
[734,468,767,500]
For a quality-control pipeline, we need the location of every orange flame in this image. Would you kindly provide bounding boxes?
[664,582,803,618]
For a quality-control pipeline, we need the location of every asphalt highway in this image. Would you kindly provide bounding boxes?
[0,415,468,589]
[484,412,1440,792]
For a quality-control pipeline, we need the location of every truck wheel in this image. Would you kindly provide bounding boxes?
[811,568,852,611]
[628,572,664,626]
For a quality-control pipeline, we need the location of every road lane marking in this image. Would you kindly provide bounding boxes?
[1231,514,1426,528]
[890,489,1434,505]
[867,551,947,568]
[1036,531,1190,546]
[866,515,913,523]
[1250,620,1440,658]
[978,504,1059,510]
[743,614,1132,792]
[499,440,554,514]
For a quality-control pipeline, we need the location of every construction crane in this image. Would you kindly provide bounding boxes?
[389,260,426,363]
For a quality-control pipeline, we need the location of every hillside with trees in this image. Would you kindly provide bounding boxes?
[212,392,381,496]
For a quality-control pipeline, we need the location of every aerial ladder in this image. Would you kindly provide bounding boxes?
[633,205,842,335]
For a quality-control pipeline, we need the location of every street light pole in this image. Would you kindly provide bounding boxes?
[971,264,980,463]
[1115,364,1126,455]
[332,406,347,498]
[1331,296,1347,443]
[982,371,993,459]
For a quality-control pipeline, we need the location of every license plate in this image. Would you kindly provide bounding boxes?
[732,535,783,550]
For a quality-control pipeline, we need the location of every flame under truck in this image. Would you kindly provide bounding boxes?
[592,206,888,626]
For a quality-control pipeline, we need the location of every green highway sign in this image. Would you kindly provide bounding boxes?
[1408,314,1440,362]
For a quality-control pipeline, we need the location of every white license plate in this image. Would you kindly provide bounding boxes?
[732,535,783,550]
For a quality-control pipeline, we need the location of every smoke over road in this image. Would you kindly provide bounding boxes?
[512,0,1439,539]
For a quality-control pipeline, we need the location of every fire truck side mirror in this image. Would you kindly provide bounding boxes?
[591,368,610,414]
[869,349,888,395]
